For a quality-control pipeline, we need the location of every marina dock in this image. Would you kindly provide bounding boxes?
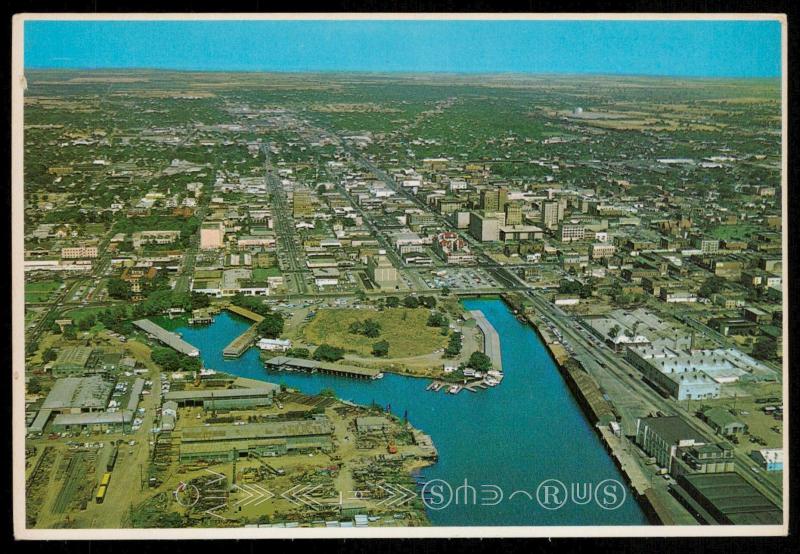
[265,356,381,380]
[133,319,199,357]
[223,326,259,358]
[222,305,265,358]
[469,310,503,371]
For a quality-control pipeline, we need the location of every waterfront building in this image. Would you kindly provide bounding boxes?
[356,416,391,433]
[673,472,782,524]
[635,416,707,473]
[257,338,292,352]
[164,386,278,410]
[178,416,333,462]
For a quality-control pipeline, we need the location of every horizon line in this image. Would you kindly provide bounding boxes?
[22,66,781,80]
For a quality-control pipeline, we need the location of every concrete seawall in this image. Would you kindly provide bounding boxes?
[469,310,503,371]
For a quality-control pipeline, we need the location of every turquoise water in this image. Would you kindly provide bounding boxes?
[156,298,647,526]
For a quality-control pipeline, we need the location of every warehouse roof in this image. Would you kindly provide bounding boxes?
[53,346,93,369]
[181,417,333,443]
[702,407,745,429]
[42,376,114,411]
[53,411,132,426]
[638,416,706,445]
[680,472,782,525]
[164,386,278,402]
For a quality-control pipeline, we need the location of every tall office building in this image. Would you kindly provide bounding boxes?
[504,202,523,226]
[541,201,564,230]
[480,186,508,212]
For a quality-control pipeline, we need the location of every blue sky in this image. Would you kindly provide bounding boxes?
[24,19,782,77]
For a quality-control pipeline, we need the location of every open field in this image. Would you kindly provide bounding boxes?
[301,307,449,358]
[25,280,63,303]
[708,223,762,240]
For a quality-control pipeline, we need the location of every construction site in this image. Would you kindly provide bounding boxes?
[25,362,438,529]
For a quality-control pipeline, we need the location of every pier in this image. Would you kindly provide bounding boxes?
[469,310,503,371]
[221,305,265,358]
[265,356,380,380]
[223,326,259,358]
[133,319,199,357]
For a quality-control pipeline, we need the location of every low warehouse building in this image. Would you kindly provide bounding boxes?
[178,416,334,462]
[164,385,279,410]
[41,376,114,414]
[673,472,782,525]
[52,411,132,433]
[356,416,391,433]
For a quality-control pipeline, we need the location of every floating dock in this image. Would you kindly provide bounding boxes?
[133,319,199,357]
[265,356,380,380]
[469,310,503,371]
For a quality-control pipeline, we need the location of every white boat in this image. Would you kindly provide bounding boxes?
[372,372,384,380]
[448,385,462,394]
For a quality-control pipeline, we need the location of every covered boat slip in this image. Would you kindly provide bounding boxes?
[265,356,381,379]
[132,319,200,357]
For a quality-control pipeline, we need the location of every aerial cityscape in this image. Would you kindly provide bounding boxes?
[17,17,785,535]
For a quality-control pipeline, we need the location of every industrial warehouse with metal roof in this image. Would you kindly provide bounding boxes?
[674,472,782,525]
[177,416,335,462]
[41,376,114,413]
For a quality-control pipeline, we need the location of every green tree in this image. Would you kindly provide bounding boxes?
[313,344,345,362]
[427,312,449,328]
[372,340,390,358]
[258,313,285,339]
[444,332,463,358]
[467,351,492,371]
[403,296,420,309]
[28,377,42,395]
[385,296,400,308]
[286,347,310,359]
[699,276,726,298]
[107,277,131,300]
[42,348,58,362]
[752,338,776,361]
[348,318,381,338]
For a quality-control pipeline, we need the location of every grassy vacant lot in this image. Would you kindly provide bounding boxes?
[708,224,760,241]
[25,280,62,303]
[301,307,448,358]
